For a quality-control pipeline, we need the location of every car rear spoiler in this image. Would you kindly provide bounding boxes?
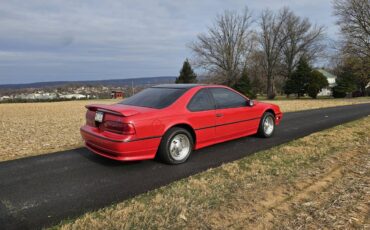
[85,104,139,117]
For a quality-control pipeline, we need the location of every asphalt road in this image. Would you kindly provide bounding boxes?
[0,103,369,229]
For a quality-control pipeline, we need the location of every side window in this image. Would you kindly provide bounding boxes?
[187,89,215,112]
[210,88,246,109]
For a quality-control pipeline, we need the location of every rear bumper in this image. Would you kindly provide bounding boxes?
[80,126,161,161]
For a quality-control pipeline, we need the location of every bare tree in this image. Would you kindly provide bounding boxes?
[190,8,253,86]
[248,49,267,94]
[258,8,290,99]
[333,0,370,57]
[281,10,326,79]
[332,0,370,96]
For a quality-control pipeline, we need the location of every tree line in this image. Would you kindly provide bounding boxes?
[175,0,369,99]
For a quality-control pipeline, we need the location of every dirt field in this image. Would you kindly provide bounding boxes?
[55,116,370,229]
[0,97,369,162]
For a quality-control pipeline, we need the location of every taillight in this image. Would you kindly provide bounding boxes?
[103,121,136,135]
[86,110,96,127]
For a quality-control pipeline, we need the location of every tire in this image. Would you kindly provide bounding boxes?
[257,112,275,138]
[157,127,194,164]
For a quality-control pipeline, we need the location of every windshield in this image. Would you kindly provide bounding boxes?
[119,87,187,109]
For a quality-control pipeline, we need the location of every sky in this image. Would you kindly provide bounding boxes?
[0,0,338,84]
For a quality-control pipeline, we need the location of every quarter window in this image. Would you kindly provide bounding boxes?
[209,88,246,109]
[187,89,214,111]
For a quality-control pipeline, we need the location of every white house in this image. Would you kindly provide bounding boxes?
[316,69,337,96]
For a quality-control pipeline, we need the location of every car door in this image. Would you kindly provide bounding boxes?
[209,87,258,141]
[186,88,216,148]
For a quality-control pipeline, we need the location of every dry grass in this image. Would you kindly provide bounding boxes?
[0,100,118,162]
[0,97,369,162]
[55,116,370,229]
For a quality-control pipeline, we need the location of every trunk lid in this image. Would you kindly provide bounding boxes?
[85,104,155,132]
[85,104,150,134]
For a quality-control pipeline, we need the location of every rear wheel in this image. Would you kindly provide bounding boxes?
[258,112,275,138]
[158,127,194,164]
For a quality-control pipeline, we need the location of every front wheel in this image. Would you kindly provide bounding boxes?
[157,127,194,164]
[258,112,275,138]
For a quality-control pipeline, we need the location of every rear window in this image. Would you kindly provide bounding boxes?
[119,87,187,109]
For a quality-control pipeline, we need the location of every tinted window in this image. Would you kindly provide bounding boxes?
[120,88,186,109]
[188,89,215,111]
[210,88,246,109]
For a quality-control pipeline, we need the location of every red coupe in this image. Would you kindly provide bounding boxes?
[80,84,282,164]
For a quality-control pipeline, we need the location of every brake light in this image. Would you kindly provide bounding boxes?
[86,110,96,127]
[103,121,136,135]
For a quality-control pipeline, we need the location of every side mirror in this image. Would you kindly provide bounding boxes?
[246,99,254,107]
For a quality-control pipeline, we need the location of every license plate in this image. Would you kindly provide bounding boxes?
[95,111,104,123]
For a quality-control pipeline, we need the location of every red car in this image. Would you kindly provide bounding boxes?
[80,84,282,164]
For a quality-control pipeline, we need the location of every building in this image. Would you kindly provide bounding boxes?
[0,96,11,101]
[14,93,58,100]
[59,94,86,99]
[316,69,337,96]
[111,91,124,99]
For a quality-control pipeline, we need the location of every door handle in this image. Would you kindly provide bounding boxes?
[216,113,223,117]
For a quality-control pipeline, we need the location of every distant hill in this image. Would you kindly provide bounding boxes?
[0,76,176,89]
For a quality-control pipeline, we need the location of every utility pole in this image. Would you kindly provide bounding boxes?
[131,80,135,96]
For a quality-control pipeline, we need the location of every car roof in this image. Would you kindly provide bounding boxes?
[152,84,207,89]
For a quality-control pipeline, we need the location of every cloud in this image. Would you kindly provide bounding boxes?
[0,0,337,84]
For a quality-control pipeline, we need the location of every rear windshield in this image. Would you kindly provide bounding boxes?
[119,87,187,109]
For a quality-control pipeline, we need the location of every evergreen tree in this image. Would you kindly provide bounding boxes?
[306,70,329,99]
[232,69,256,99]
[333,67,357,98]
[284,57,312,98]
[283,74,295,97]
[175,59,197,83]
[337,57,370,96]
